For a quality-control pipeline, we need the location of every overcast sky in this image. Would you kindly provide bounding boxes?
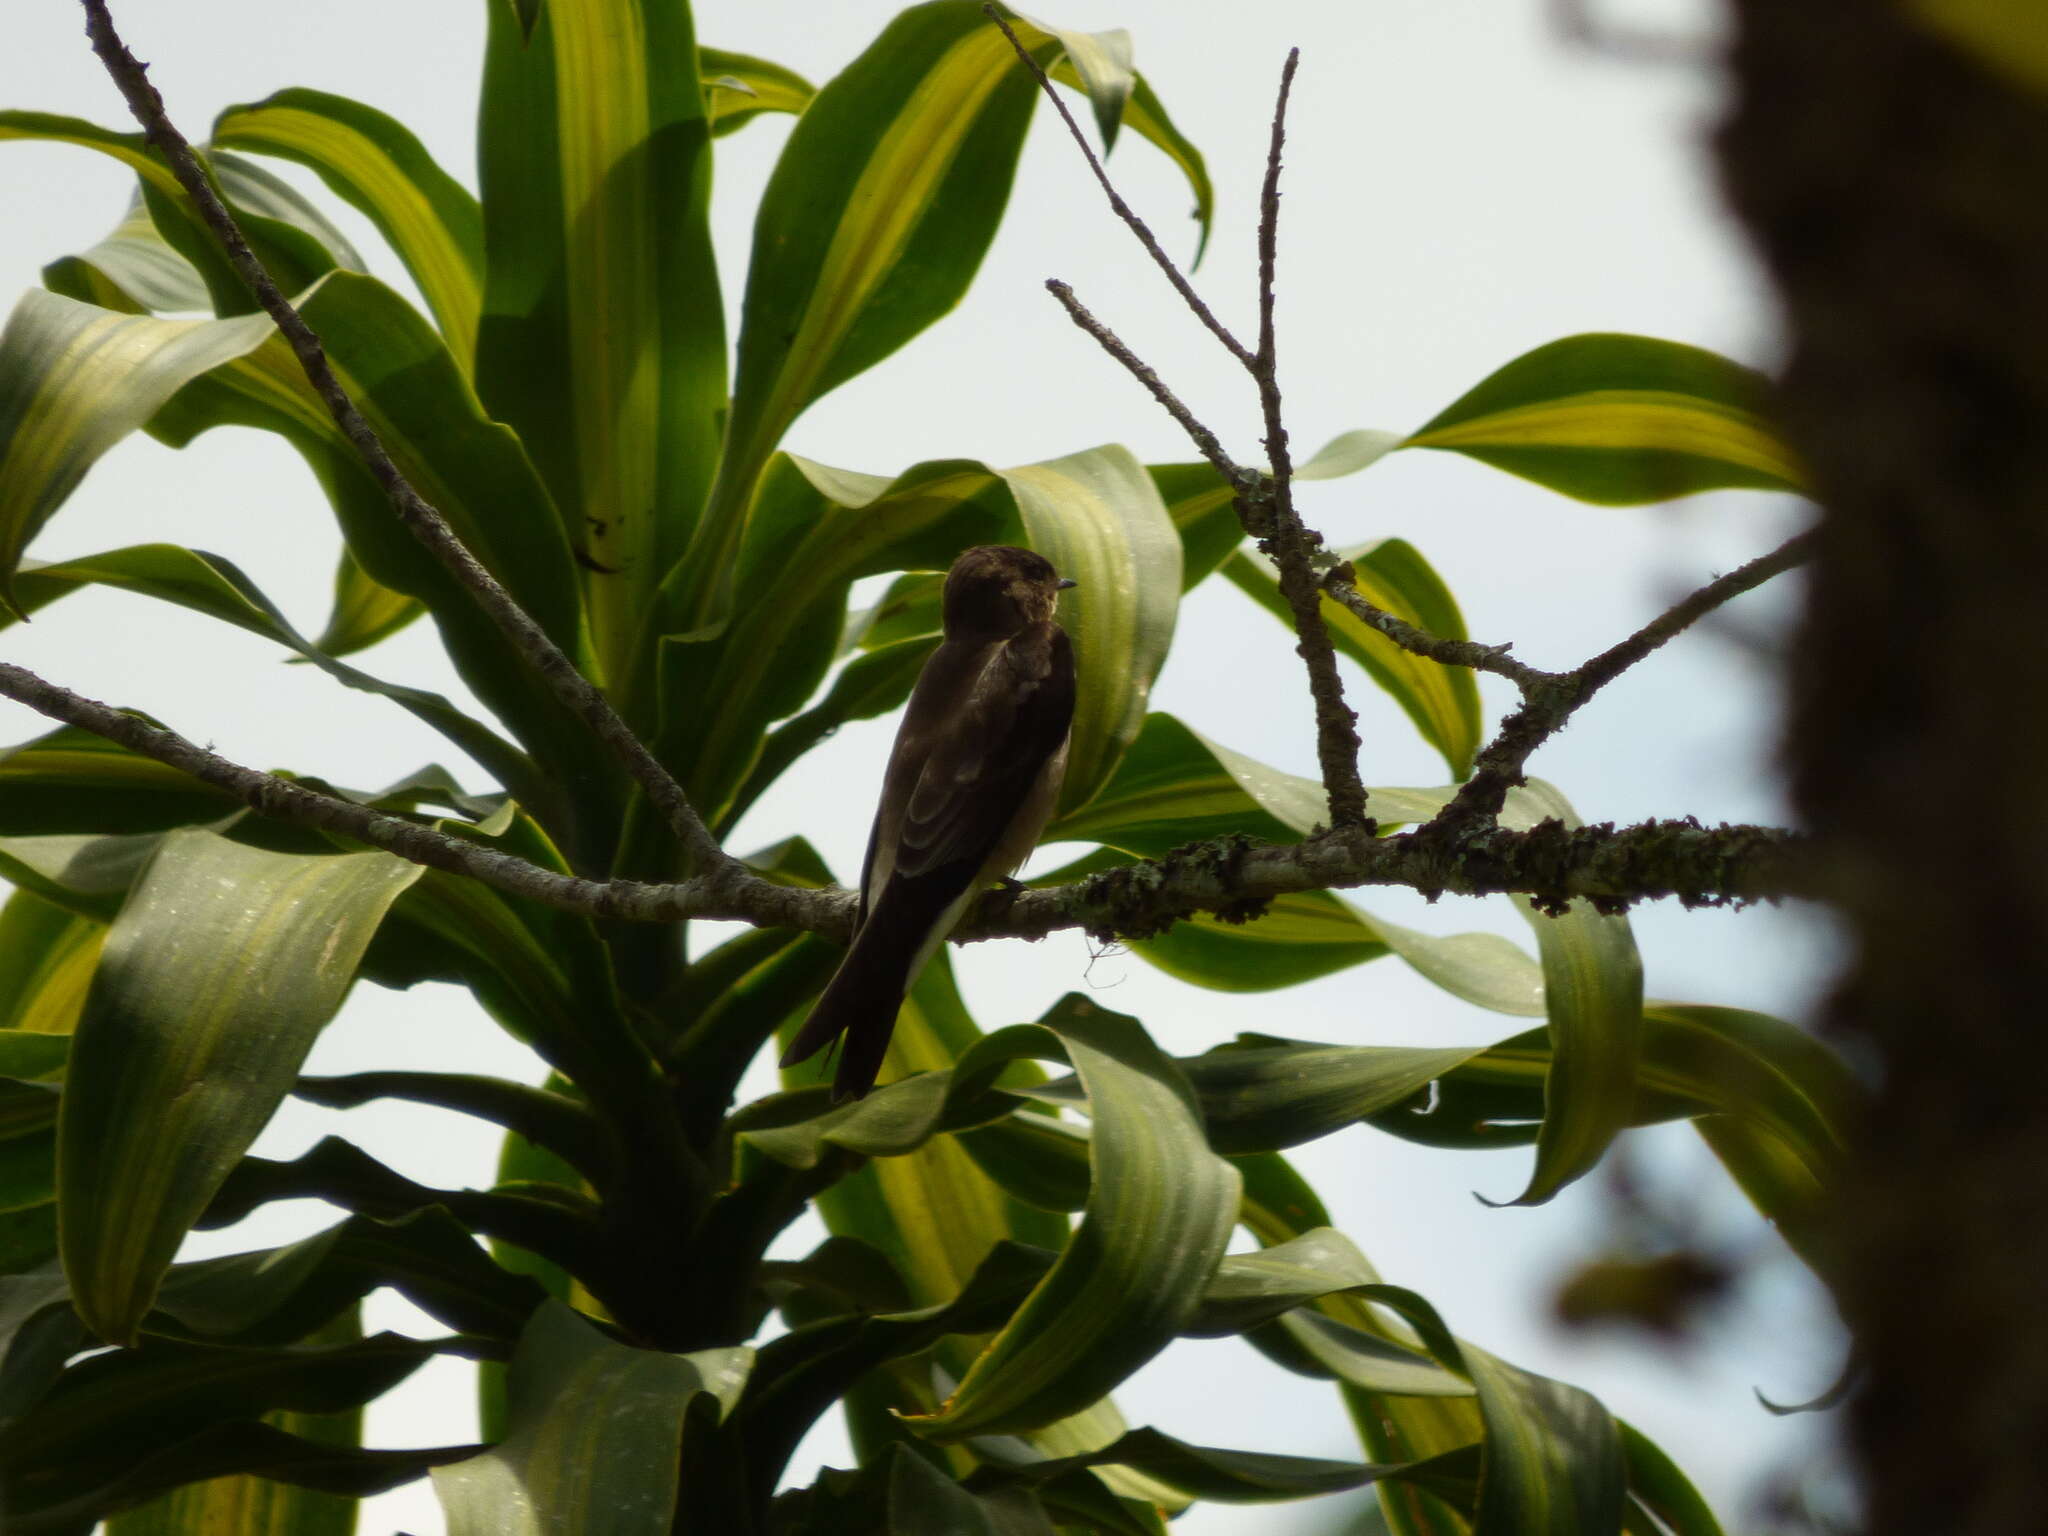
[2,2,1848,1530]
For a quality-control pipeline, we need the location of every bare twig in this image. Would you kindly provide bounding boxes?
[1021,32,1369,829]
[76,0,727,879]
[1043,281,1249,490]
[1423,529,1817,834]
[1323,570,1551,691]
[984,6,1253,367]
[1242,51,1370,829]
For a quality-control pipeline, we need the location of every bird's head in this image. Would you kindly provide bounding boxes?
[941,545,1075,637]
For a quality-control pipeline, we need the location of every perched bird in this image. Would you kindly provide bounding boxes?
[781,545,1077,1100]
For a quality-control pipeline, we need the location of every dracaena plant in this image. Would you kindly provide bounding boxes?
[0,1,1843,1532]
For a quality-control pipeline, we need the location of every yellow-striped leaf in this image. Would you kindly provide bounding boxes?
[57,830,421,1343]
[907,995,1239,1441]
[0,890,103,1036]
[214,87,485,369]
[1004,444,1181,812]
[475,0,725,711]
[0,113,355,317]
[701,47,816,138]
[0,290,273,612]
[681,4,1203,631]
[1405,333,1805,504]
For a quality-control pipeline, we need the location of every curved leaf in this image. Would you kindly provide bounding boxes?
[432,1300,751,1536]
[908,995,1239,1440]
[662,455,1018,831]
[213,87,484,367]
[41,192,210,316]
[0,1330,444,1527]
[1222,538,1482,779]
[1501,782,1644,1206]
[701,47,817,137]
[476,0,725,704]
[0,289,273,611]
[311,546,423,657]
[58,830,421,1343]
[1405,333,1805,503]
[1001,444,1182,810]
[0,890,103,1035]
[0,113,353,317]
[1,542,537,806]
[685,3,1183,628]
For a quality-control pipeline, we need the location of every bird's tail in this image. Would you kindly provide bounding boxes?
[779,911,925,1100]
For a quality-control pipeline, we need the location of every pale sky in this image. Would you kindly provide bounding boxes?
[1,2,1847,1530]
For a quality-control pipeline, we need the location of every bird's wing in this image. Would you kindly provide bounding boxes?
[892,622,1075,882]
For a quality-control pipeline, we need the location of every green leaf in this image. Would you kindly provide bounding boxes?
[431,1299,751,1536]
[58,829,421,1343]
[0,1330,446,1527]
[1049,59,1213,264]
[1001,445,1182,812]
[311,545,424,657]
[150,1207,543,1347]
[1177,1040,1491,1156]
[41,191,210,316]
[0,542,539,807]
[1501,782,1644,1207]
[0,890,103,1035]
[737,1240,1055,1500]
[105,1308,369,1536]
[789,960,1174,1497]
[1618,1419,1725,1536]
[662,455,1018,832]
[475,0,725,707]
[296,1071,617,1192]
[0,288,274,612]
[685,2,1045,627]
[908,995,1239,1440]
[1458,1340,1624,1535]
[700,47,817,138]
[1405,333,1806,503]
[213,87,485,367]
[0,113,353,317]
[141,271,594,777]
[721,634,939,835]
[0,271,600,827]
[1222,538,1482,779]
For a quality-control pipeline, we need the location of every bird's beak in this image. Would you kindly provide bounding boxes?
[1056,577,1078,590]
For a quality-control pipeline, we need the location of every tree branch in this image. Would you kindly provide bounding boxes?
[0,659,1812,946]
[76,0,727,879]
[1425,529,1816,834]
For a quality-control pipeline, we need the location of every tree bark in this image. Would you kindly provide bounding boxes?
[1718,5,2048,1531]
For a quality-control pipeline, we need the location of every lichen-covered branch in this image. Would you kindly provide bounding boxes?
[0,660,1811,948]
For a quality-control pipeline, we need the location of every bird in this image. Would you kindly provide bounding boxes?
[781,544,1077,1100]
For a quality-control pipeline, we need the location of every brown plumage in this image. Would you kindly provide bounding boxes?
[780,545,1076,1100]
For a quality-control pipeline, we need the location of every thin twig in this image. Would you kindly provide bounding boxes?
[1428,529,1817,833]
[1323,570,1551,691]
[1241,50,1369,829]
[1043,280,1249,489]
[76,0,727,879]
[985,6,1253,368]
